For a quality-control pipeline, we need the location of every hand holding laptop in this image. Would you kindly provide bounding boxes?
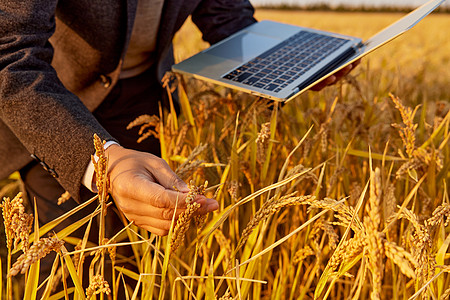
[310,59,360,91]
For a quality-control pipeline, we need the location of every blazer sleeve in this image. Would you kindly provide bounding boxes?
[0,0,115,202]
[191,0,257,45]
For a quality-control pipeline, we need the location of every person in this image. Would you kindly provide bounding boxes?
[0,0,358,237]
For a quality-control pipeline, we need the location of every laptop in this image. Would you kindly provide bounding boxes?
[172,0,445,103]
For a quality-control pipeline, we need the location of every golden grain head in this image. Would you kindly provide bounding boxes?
[9,236,64,277]
[86,274,111,299]
[1,192,33,252]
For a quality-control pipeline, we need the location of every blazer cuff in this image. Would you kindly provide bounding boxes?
[81,140,120,192]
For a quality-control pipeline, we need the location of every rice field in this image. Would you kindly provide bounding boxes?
[1,10,450,300]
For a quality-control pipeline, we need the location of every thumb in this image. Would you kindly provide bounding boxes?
[172,175,189,193]
[149,158,189,192]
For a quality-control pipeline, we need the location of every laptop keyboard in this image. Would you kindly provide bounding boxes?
[222,31,348,93]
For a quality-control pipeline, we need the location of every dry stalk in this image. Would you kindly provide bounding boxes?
[9,236,64,277]
[173,121,190,155]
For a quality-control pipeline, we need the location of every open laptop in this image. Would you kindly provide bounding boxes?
[172,0,445,102]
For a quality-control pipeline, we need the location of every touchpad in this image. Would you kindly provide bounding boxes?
[205,31,281,63]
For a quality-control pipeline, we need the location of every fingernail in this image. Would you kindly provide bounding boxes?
[176,182,189,193]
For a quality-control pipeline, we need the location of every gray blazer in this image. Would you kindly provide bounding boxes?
[0,0,256,202]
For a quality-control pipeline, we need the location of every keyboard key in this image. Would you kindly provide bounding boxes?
[233,72,252,82]
[273,70,283,76]
[264,83,279,91]
[243,77,260,85]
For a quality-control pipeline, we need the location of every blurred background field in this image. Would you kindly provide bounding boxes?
[1,8,449,300]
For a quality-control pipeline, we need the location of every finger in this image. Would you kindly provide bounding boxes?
[147,158,189,192]
[125,213,174,235]
[193,196,219,214]
[310,75,336,91]
[118,201,187,221]
[334,64,353,79]
[112,175,189,209]
[139,225,170,236]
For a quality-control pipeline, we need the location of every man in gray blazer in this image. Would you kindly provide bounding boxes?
[0,0,356,236]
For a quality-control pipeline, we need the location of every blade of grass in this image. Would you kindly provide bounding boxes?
[23,199,41,300]
[159,103,168,162]
[344,148,404,161]
[420,108,450,149]
[60,245,86,300]
[158,191,180,300]
[39,253,61,300]
[205,257,215,300]
[47,287,75,300]
[436,232,450,296]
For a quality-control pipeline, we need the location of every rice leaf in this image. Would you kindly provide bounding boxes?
[61,245,85,300]
[205,257,215,300]
[23,200,40,300]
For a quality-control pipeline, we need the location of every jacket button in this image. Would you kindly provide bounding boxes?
[99,75,111,88]
[47,168,59,178]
